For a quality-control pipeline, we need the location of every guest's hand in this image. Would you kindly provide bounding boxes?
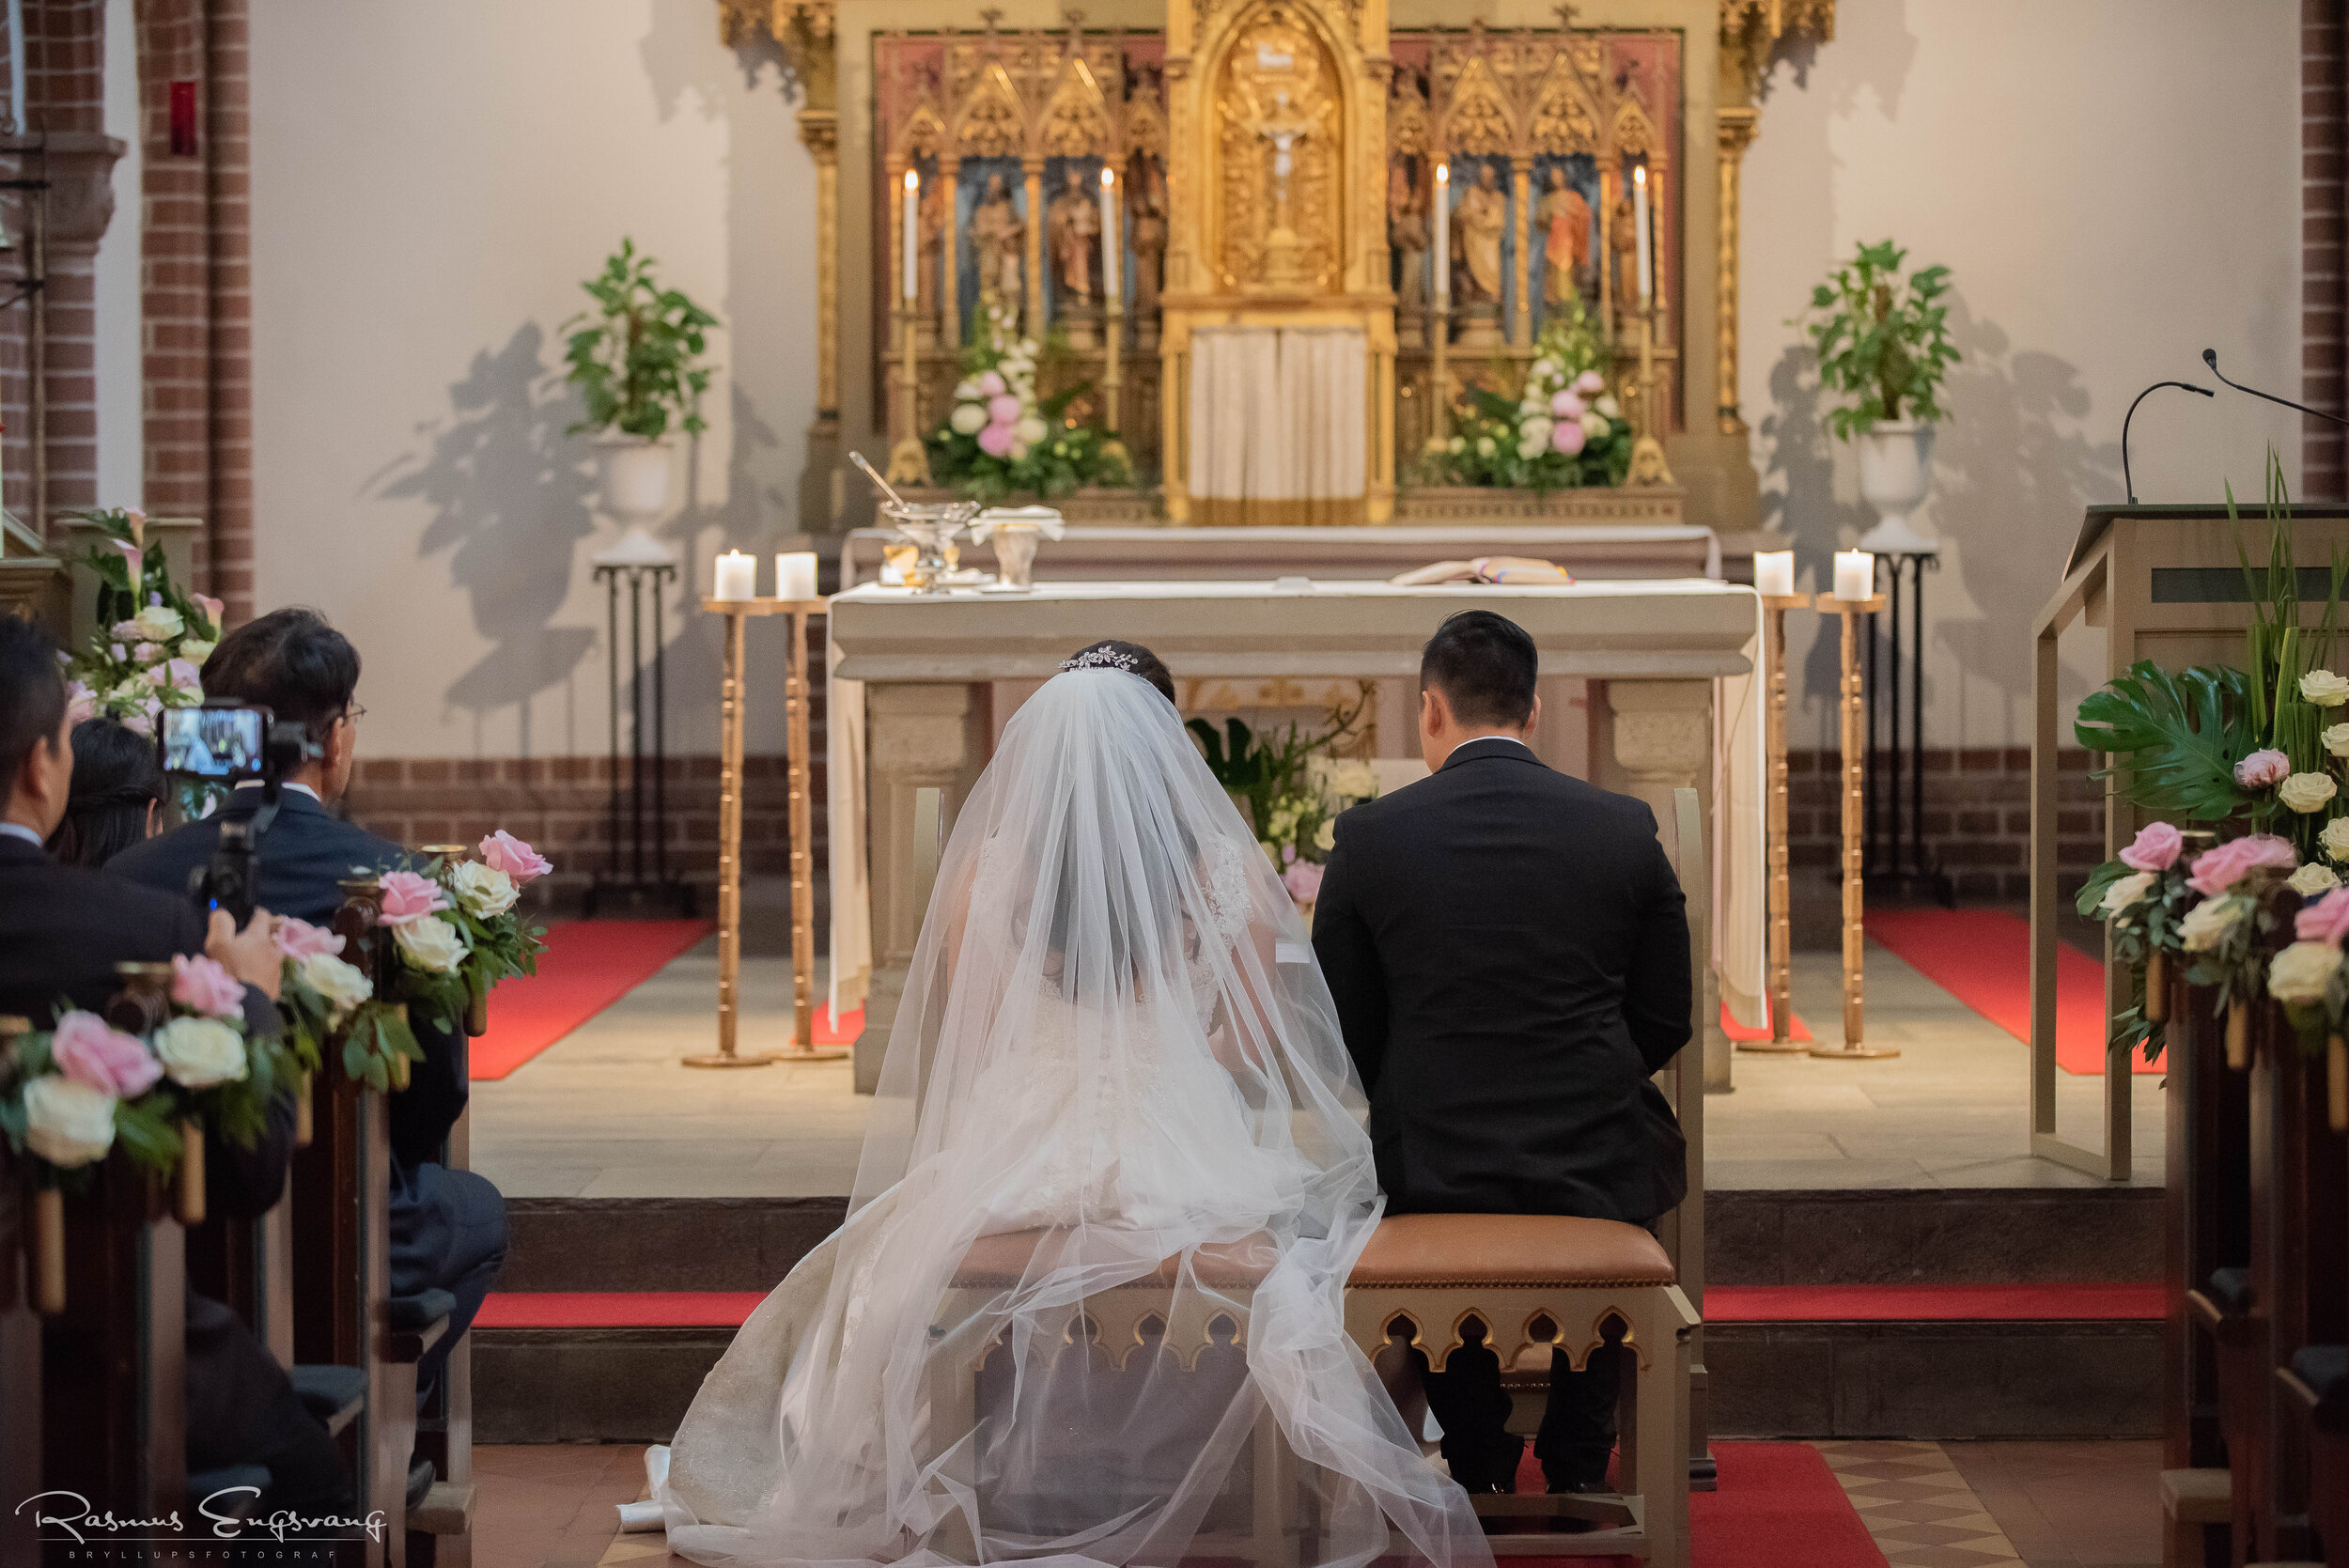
[209,907,284,1001]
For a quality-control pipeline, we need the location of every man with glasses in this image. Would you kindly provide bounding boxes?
[114,607,506,1506]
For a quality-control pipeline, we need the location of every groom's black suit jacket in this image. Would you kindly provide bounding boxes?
[1312,737,1692,1223]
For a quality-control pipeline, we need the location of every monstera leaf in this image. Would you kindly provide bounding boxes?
[2075,660,2256,823]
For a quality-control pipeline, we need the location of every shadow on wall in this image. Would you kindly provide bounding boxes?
[1761,296,2120,744]
[372,322,599,751]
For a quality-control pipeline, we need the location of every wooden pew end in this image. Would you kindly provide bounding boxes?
[410,1479,476,1536]
[291,1362,369,1439]
[2157,1467,2232,1526]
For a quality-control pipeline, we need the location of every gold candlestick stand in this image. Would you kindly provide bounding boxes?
[1626,300,1676,486]
[884,304,933,488]
[1743,593,1814,1053]
[1423,293,1451,455]
[1101,293,1129,471]
[1811,590,1899,1060]
[688,597,848,1066]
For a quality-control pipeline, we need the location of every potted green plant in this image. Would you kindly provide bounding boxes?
[562,239,720,561]
[1797,239,1958,552]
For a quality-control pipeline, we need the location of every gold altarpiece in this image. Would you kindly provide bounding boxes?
[718,0,1832,542]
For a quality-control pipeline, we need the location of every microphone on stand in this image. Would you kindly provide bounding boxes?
[2122,380,2214,504]
[2202,347,2349,427]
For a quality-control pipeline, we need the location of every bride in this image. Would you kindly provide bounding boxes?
[655,642,1489,1568]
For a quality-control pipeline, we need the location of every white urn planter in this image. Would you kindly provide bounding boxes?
[1854,420,1937,554]
[593,435,680,567]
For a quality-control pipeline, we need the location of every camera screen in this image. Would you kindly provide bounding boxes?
[162,706,265,779]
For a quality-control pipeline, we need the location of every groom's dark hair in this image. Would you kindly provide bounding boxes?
[1421,611,1537,727]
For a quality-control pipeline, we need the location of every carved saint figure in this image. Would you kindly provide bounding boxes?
[1128,156,1169,320]
[1388,160,1430,311]
[1451,162,1507,304]
[969,172,1025,308]
[1537,166,1591,307]
[1610,186,1641,323]
[1047,165,1100,303]
[917,174,947,322]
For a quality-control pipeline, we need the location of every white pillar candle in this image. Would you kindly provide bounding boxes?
[1833,550,1875,601]
[1753,551,1795,599]
[775,551,819,603]
[901,168,919,303]
[1433,162,1450,302]
[1098,165,1119,303]
[714,550,757,601]
[1632,163,1652,306]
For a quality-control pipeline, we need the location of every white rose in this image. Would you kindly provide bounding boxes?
[1522,415,1553,445]
[2304,669,2349,706]
[2281,771,2339,814]
[1580,412,1610,441]
[949,402,988,435]
[1475,436,1497,457]
[953,379,980,400]
[179,639,214,663]
[153,1017,248,1089]
[1595,395,1621,417]
[1517,438,1547,461]
[395,914,469,974]
[1006,441,1031,462]
[1315,819,1335,853]
[2099,871,2156,915]
[1015,416,1049,445]
[451,860,519,918]
[2327,724,2349,759]
[2292,862,2342,897]
[2180,895,2249,953]
[2267,939,2342,1005]
[128,605,184,642]
[1530,358,1557,379]
[23,1076,117,1168]
[297,951,373,1017]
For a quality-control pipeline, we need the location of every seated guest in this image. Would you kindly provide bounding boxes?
[47,717,166,867]
[0,616,351,1518]
[111,608,508,1430]
[1313,611,1692,1496]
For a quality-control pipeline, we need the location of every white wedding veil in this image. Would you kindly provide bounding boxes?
[660,664,1488,1568]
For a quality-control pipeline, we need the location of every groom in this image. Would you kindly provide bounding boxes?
[1312,608,1692,1496]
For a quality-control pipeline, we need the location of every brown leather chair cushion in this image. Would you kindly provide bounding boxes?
[1348,1213,1675,1288]
[952,1230,1278,1290]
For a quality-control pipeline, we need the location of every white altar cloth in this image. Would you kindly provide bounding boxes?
[828,577,1766,1041]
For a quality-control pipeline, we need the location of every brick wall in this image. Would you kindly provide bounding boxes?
[1787,747,2108,905]
[2309,0,2346,500]
[137,0,252,619]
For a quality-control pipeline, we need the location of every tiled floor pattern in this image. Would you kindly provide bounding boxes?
[472,940,2165,1199]
[464,1439,2163,1568]
[1817,1440,2025,1567]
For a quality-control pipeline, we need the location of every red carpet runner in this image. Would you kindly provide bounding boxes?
[470,920,714,1079]
[1866,907,2159,1076]
[1507,1441,1889,1568]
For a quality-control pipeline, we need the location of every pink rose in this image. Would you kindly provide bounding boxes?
[2118,821,2184,873]
[64,679,97,725]
[987,394,1021,426]
[1552,421,1587,456]
[2297,888,2349,945]
[194,594,224,636]
[1282,860,1325,904]
[132,642,163,665]
[2187,833,2298,897]
[164,658,202,694]
[976,370,1006,397]
[1575,369,1607,395]
[2234,749,2292,789]
[120,707,154,737]
[1549,389,1584,420]
[479,830,552,884]
[274,917,345,959]
[50,1011,162,1096]
[977,423,1015,458]
[171,953,249,1017]
[379,869,451,925]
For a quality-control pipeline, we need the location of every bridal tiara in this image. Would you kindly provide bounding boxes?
[1061,647,1141,675]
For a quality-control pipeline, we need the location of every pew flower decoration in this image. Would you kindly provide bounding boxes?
[272,916,426,1096]
[2174,835,2301,1040]
[928,301,1128,501]
[1429,307,1634,491]
[389,833,553,1036]
[2076,820,2196,1062]
[61,507,224,745]
[2264,891,2349,1061]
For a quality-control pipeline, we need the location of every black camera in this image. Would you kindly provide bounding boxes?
[160,701,322,924]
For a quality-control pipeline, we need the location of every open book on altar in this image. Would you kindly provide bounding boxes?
[1388,556,1575,587]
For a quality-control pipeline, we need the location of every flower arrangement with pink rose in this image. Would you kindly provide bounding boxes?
[0,955,303,1187]
[927,301,1128,502]
[373,832,552,1043]
[1426,304,1634,492]
[2076,819,2201,1062]
[60,507,225,746]
[271,914,424,1095]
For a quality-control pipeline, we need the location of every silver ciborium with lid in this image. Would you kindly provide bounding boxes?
[878,499,980,593]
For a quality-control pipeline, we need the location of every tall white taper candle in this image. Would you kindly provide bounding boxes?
[1633,163,1652,305]
[1433,162,1451,300]
[1098,165,1119,303]
[902,168,919,303]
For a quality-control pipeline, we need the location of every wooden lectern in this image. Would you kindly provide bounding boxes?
[2030,503,2349,1178]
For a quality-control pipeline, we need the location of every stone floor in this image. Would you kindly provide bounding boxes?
[474,1438,2163,1568]
[471,937,2165,1199]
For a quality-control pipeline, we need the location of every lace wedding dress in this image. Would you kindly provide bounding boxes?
[654,665,1487,1568]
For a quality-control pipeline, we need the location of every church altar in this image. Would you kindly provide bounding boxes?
[826,576,1766,1094]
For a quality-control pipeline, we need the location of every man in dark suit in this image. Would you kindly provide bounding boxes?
[111,608,507,1424]
[0,613,351,1517]
[1312,609,1691,1496]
